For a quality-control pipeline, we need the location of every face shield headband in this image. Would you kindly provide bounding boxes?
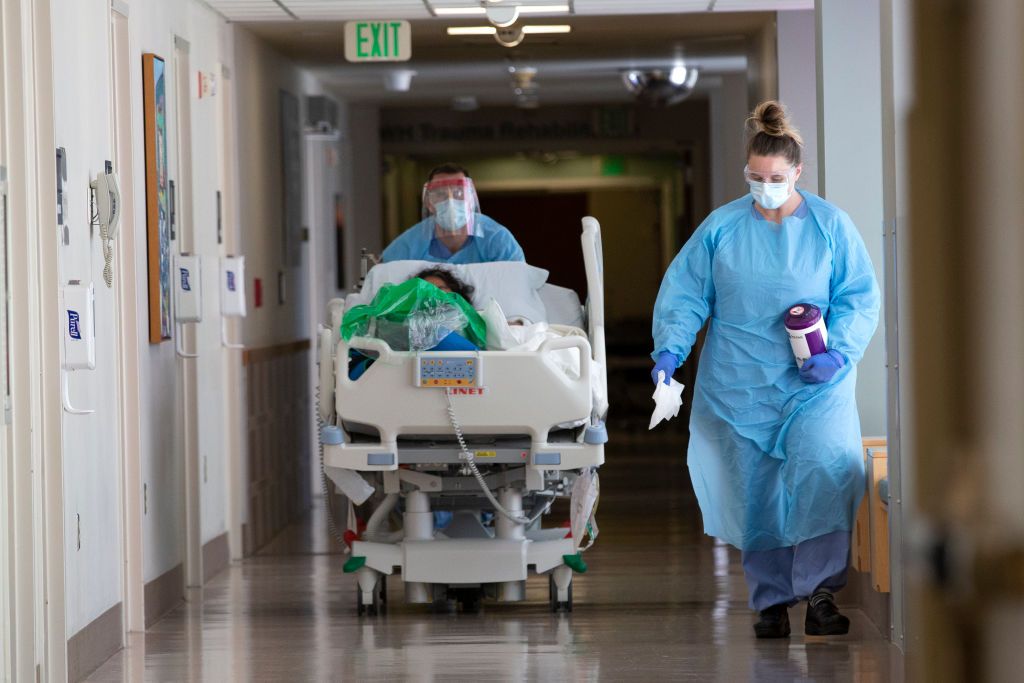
[422,176,480,236]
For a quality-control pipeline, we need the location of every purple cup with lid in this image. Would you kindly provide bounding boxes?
[784,303,828,368]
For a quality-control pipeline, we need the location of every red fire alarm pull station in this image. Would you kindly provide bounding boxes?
[254,277,263,308]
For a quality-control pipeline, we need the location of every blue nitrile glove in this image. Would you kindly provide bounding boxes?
[651,351,680,386]
[799,350,846,384]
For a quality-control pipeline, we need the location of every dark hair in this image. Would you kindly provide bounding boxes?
[427,163,470,180]
[414,267,475,304]
[745,100,803,166]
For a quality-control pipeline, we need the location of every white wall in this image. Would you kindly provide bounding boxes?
[48,0,336,642]
[48,0,237,638]
[184,2,229,549]
[777,9,819,195]
[817,0,887,436]
[50,0,124,639]
[126,0,229,590]
[709,75,749,208]
[234,28,311,349]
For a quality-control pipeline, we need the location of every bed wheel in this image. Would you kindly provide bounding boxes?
[357,583,382,617]
[549,574,573,613]
[455,587,483,613]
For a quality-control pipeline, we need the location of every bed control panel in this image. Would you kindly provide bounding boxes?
[415,352,482,387]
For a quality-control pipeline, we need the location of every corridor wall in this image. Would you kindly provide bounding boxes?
[47,0,340,678]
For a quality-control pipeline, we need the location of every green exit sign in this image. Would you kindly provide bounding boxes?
[344,20,411,62]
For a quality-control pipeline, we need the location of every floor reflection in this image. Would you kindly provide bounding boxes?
[87,434,900,682]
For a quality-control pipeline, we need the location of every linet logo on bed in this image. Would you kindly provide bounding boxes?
[447,387,486,396]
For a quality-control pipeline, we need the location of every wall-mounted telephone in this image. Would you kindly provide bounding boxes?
[90,169,121,287]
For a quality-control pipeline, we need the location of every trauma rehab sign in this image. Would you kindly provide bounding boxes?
[344,21,411,62]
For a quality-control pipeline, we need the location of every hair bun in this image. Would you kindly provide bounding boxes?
[748,100,803,146]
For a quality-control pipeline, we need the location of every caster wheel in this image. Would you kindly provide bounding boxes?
[431,584,455,613]
[455,587,483,613]
[549,574,573,613]
[357,583,382,617]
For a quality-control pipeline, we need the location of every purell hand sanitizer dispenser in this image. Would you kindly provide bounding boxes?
[61,282,96,414]
[220,255,246,349]
[174,253,202,358]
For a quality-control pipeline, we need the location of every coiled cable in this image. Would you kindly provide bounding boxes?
[445,390,553,526]
[316,382,349,549]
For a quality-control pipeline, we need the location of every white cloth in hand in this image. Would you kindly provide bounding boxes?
[649,371,685,430]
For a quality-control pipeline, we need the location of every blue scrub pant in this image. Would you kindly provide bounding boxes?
[741,530,851,611]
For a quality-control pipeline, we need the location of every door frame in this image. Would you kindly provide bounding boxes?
[173,35,203,588]
[1,0,66,679]
[216,62,246,561]
[109,0,145,634]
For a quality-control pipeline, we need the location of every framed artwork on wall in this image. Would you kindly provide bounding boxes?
[143,52,172,343]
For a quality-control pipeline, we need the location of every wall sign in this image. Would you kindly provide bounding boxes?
[344,21,411,62]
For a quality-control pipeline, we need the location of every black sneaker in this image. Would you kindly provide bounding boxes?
[754,603,791,639]
[805,591,850,636]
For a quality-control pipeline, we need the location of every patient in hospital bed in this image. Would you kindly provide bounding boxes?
[342,260,601,406]
[344,267,485,379]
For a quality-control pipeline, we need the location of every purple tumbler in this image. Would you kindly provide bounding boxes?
[784,303,828,368]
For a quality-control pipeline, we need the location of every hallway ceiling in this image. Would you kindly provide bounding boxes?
[210,1,810,107]
[206,0,813,21]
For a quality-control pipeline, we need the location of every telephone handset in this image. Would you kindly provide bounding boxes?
[90,171,121,287]
[90,171,121,241]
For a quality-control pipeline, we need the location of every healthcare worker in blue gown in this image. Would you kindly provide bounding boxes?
[381,163,525,264]
[650,101,880,639]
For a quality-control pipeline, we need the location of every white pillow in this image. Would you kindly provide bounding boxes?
[356,260,549,324]
[538,283,585,328]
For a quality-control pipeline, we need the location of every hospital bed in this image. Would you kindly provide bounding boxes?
[316,217,608,614]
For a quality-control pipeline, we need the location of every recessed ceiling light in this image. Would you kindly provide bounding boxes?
[521,24,571,34]
[434,4,569,17]
[446,26,497,36]
[433,7,487,15]
[519,4,570,13]
[447,24,571,36]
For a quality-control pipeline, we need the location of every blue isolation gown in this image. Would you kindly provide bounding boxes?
[652,191,880,551]
[381,214,525,264]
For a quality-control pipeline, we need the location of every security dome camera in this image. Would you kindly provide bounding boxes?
[622,66,700,106]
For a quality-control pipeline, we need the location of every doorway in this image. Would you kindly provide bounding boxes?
[479,191,589,296]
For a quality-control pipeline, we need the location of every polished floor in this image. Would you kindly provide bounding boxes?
[88,433,902,681]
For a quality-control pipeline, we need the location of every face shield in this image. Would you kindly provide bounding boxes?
[421,176,480,237]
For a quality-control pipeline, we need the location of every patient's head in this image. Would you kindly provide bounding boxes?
[414,267,475,304]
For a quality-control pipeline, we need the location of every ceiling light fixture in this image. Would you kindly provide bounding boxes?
[446,25,571,35]
[669,65,689,85]
[446,26,498,35]
[521,24,571,34]
[519,4,570,13]
[434,4,568,18]
[446,24,571,45]
[434,7,487,15]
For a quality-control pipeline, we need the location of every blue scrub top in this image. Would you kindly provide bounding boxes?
[381,214,525,264]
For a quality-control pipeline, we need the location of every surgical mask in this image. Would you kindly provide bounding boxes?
[748,180,792,210]
[433,198,468,233]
